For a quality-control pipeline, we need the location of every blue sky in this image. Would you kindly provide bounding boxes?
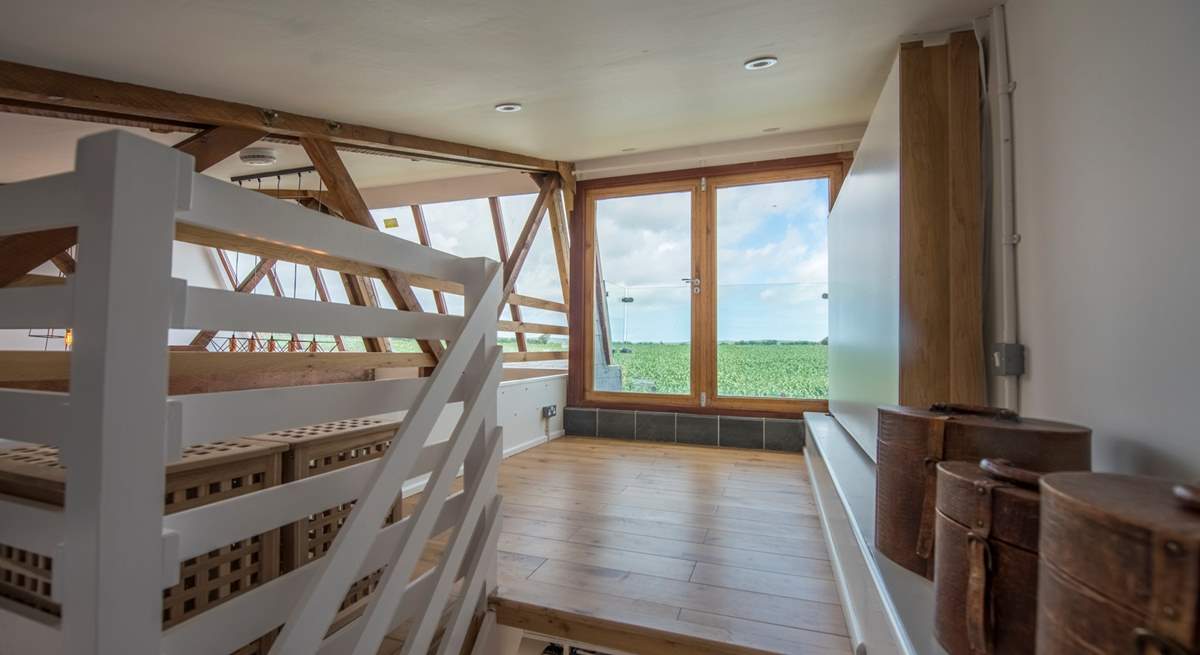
[226,181,827,343]
[597,178,830,343]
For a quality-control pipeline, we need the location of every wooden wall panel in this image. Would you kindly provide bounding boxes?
[898,41,951,407]
[946,31,987,404]
[830,33,985,455]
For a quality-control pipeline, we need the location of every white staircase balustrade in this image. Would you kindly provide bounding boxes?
[0,130,503,655]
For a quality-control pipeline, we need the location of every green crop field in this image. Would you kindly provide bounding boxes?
[354,337,824,399]
[611,341,828,398]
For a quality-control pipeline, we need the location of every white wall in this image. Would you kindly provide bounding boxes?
[402,373,566,496]
[828,57,901,457]
[1001,0,1200,479]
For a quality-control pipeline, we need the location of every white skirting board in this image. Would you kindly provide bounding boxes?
[804,412,947,655]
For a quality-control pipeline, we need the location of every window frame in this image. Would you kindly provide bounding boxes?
[575,154,850,415]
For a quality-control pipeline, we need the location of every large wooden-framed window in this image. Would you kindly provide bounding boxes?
[573,154,850,415]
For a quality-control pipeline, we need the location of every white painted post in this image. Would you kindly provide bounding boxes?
[462,257,501,613]
[61,132,192,655]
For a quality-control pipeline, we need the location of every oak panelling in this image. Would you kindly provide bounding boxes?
[899,41,951,407]
[946,30,987,404]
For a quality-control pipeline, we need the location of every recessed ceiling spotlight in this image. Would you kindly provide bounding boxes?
[239,147,278,166]
[762,127,781,133]
[744,56,779,71]
[494,102,523,113]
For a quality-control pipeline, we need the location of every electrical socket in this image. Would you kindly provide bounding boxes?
[541,404,558,418]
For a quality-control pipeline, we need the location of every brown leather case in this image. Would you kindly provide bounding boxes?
[934,460,1041,655]
[1038,473,1200,655]
[875,403,1090,578]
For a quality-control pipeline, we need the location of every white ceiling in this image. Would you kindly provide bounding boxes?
[0,0,994,168]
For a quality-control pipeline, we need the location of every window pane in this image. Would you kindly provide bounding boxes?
[715,178,829,399]
[593,190,692,395]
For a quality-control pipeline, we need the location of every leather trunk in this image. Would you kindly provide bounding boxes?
[934,460,1040,655]
[875,403,1090,578]
[1038,473,1200,655]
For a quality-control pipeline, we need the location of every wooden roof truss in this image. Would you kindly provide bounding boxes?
[0,58,574,363]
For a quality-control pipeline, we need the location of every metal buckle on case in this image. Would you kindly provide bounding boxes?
[966,532,993,571]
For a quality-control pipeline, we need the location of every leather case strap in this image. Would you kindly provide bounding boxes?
[965,476,1005,655]
[929,403,1019,421]
[915,417,948,564]
[979,458,1042,489]
[966,532,994,655]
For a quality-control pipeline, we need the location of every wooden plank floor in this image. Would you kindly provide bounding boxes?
[489,437,851,655]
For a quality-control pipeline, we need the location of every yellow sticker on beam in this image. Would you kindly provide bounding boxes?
[382,217,400,229]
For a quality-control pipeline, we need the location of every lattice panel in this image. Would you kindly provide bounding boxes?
[0,545,55,615]
[248,419,403,631]
[0,440,283,643]
[264,417,388,443]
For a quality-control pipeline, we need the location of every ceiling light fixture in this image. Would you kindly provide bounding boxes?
[494,102,523,113]
[239,147,278,166]
[744,56,779,71]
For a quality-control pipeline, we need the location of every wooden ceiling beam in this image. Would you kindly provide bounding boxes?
[190,256,276,348]
[503,175,559,301]
[488,196,528,351]
[546,187,571,311]
[0,97,204,133]
[0,59,560,172]
[173,125,266,172]
[0,228,78,287]
[49,251,76,275]
[0,122,264,287]
[410,205,449,315]
[301,136,443,359]
[307,265,346,351]
[254,188,346,215]
[295,196,390,353]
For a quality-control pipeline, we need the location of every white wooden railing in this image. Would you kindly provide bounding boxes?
[0,131,503,655]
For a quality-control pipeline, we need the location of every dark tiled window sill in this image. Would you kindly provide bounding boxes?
[563,407,804,452]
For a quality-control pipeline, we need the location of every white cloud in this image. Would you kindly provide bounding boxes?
[595,177,830,341]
